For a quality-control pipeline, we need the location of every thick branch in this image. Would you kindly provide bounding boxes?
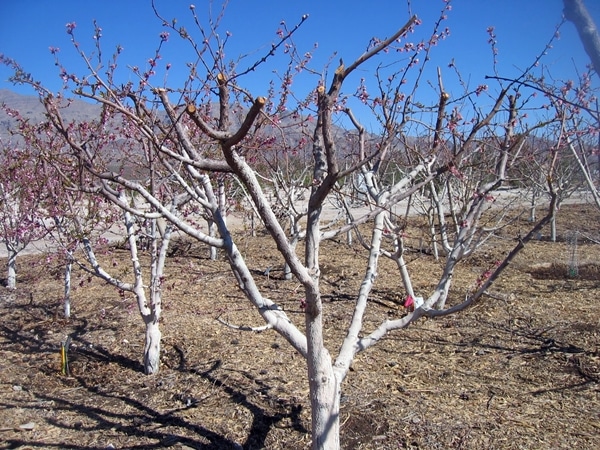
[185,104,231,141]
[155,88,232,172]
[225,97,266,147]
[564,0,600,76]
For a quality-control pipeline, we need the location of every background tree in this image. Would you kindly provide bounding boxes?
[0,140,50,290]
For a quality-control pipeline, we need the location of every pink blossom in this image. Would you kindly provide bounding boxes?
[475,84,488,96]
[65,22,77,34]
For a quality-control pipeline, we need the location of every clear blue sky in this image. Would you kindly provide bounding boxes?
[1,0,599,125]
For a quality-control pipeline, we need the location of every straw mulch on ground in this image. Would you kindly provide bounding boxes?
[1,203,599,449]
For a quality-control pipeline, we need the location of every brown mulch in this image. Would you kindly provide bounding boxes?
[1,203,599,449]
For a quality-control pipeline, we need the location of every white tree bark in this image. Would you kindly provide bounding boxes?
[63,252,73,318]
[5,245,17,290]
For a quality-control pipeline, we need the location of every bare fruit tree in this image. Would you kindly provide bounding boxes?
[1,3,577,448]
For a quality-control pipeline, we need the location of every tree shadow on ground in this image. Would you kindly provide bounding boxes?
[3,359,306,449]
[1,289,308,449]
[383,312,599,395]
[0,299,142,373]
[177,351,308,449]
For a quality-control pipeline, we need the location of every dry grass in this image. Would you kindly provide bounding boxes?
[1,203,599,449]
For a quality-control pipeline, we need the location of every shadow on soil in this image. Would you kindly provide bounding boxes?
[1,294,307,450]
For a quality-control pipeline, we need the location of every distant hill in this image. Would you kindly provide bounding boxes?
[0,89,358,162]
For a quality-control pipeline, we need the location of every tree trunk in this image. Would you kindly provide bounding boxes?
[284,217,300,281]
[396,253,415,299]
[143,317,161,375]
[305,196,341,448]
[305,300,341,449]
[428,207,439,260]
[208,219,218,260]
[346,216,353,246]
[529,190,537,222]
[6,246,17,290]
[64,253,73,318]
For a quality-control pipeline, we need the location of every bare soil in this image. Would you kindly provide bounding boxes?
[1,203,599,449]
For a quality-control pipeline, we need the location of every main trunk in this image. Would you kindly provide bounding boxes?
[304,206,341,448]
[306,301,341,450]
[64,255,73,318]
[143,318,161,375]
[6,246,17,290]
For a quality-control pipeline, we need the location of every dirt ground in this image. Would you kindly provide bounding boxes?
[1,202,599,449]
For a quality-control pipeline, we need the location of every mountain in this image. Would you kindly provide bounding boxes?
[0,89,358,161]
[0,89,101,144]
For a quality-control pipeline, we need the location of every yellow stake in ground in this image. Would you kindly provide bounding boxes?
[60,337,71,376]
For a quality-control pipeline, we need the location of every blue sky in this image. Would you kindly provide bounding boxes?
[1,0,599,127]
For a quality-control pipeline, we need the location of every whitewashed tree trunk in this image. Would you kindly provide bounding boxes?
[78,192,173,375]
[63,252,73,318]
[306,338,340,449]
[395,253,415,299]
[305,212,341,449]
[124,207,171,375]
[143,318,161,373]
[208,219,218,260]
[6,245,17,290]
[284,215,300,281]
[529,188,539,222]
[427,207,439,260]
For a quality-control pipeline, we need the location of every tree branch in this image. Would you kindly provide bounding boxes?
[564,0,600,76]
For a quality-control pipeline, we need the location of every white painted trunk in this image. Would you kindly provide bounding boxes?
[306,315,341,450]
[529,191,537,222]
[208,220,218,260]
[284,219,300,281]
[143,319,161,375]
[428,210,439,260]
[310,376,340,450]
[396,254,415,298]
[6,247,17,290]
[64,258,72,318]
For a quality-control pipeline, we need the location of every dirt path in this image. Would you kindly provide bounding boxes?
[1,189,595,259]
